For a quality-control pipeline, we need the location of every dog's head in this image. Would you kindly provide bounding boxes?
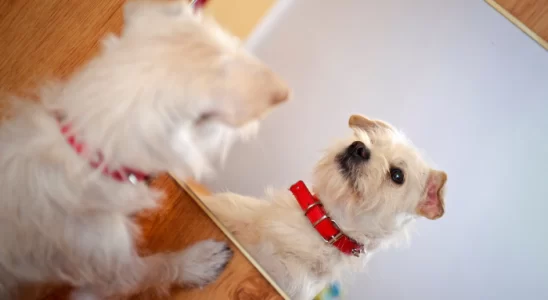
[117,0,290,127]
[55,1,289,178]
[312,114,446,245]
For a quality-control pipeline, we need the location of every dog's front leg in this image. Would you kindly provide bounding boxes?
[147,239,234,288]
[70,239,233,299]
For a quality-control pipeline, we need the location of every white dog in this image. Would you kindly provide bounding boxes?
[202,114,447,299]
[0,1,289,299]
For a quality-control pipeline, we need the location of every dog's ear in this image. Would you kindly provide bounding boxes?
[348,114,393,132]
[416,170,447,220]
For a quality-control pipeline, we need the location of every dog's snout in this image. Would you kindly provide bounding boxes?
[271,87,290,106]
[348,141,370,161]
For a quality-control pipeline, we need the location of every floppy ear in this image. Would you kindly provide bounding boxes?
[348,114,393,132]
[416,170,447,220]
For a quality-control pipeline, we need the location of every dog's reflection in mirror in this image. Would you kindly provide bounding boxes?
[201,114,447,300]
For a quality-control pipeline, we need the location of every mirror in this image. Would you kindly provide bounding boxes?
[191,0,548,299]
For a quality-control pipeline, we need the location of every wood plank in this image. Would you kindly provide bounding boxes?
[0,0,286,299]
[0,0,125,93]
[487,0,548,49]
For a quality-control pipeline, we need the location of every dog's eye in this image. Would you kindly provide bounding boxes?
[389,168,405,185]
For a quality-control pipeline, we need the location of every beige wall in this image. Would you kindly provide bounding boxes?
[205,0,277,39]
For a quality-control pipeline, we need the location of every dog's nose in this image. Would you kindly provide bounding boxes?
[348,141,370,161]
[271,86,290,106]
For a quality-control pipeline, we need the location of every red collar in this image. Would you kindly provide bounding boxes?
[58,120,153,184]
[290,181,365,257]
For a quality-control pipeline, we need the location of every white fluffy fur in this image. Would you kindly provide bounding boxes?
[202,115,447,299]
[0,1,289,299]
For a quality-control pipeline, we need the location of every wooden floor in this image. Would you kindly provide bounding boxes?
[487,0,548,49]
[0,0,283,299]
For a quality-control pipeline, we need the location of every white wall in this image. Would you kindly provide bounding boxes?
[208,0,548,299]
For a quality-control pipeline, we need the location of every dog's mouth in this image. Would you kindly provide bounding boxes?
[336,141,370,181]
[185,116,259,176]
[194,108,262,130]
[195,111,221,126]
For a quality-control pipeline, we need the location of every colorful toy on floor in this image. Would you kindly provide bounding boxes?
[314,282,342,300]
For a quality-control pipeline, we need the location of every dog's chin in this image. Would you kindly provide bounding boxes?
[195,118,259,166]
[170,119,259,181]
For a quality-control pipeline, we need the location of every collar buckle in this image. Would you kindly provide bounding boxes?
[304,201,323,215]
[324,231,344,245]
[351,244,365,257]
[127,173,139,185]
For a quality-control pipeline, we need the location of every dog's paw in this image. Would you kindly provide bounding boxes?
[176,239,233,287]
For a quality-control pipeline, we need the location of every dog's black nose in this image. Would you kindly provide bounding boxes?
[348,141,370,161]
